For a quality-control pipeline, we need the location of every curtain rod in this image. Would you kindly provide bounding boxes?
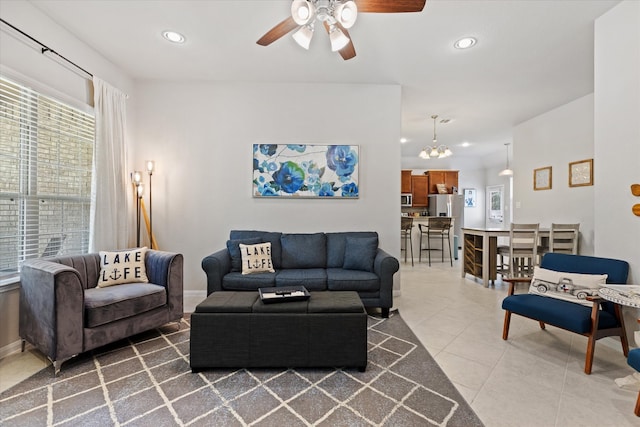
[0,18,93,78]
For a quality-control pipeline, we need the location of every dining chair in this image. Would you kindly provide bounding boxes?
[418,217,452,266]
[499,223,540,277]
[401,216,414,266]
[548,223,580,254]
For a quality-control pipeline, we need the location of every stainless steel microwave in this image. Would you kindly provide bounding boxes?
[401,193,412,207]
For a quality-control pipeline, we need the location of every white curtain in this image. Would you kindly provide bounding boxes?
[89,77,131,252]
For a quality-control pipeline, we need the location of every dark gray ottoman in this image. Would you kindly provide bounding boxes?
[190,291,367,372]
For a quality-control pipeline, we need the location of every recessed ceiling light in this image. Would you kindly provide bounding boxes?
[162,30,185,44]
[461,142,471,147]
[400,138,408,143]
[454,37,477,49]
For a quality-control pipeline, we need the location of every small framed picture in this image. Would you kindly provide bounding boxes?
[463,188,477,207]
[533,166,552,191]
[569,159,593,187]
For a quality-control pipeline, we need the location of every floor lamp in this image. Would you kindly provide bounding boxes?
[146,161,154,249]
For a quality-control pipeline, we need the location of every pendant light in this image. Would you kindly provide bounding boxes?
[499,143,514,176]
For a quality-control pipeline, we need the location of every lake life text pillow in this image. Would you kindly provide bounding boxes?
[240,242,275,275]
[98,247,149,287]
[528,266,607,306]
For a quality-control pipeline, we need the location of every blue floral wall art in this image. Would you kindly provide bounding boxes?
[253,144,359,198]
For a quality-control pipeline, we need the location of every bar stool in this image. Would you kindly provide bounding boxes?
[401,217,414,266]
[418,217,452,266]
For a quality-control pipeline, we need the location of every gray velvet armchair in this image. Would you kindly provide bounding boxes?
[19,250,183,375]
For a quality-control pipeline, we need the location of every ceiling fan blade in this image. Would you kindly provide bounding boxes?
[323,21,357,61]
[355,0,426,13]
[257,16,299,46]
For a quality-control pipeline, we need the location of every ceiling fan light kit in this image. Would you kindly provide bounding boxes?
[258,0,426,60]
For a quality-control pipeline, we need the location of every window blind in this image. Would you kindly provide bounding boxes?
[0,76,94,281]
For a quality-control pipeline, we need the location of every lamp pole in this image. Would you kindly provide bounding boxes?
[146,161,155,249]
[136,184,144,247]
[132,171,142,247]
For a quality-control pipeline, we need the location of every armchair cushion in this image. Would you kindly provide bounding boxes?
[98,247,148,287]
[502,293,619,333]
[84,283,166,328]
[527,266,607,307]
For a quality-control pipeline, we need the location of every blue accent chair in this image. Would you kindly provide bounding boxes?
[628,319,640,416]
[501,253,630,374]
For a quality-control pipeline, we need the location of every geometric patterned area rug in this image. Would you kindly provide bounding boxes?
[0,311,484,426]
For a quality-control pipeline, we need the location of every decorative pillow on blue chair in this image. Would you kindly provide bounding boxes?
[528,266,607,307]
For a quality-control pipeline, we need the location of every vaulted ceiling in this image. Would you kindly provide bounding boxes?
[29,0,620,166]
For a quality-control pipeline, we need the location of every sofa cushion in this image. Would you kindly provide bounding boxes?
[281,233,327,269]
[222,271,276,291]
[275,269,327,291]
[84,283,166,328]
[326,268,380,292]
[343,236,378,272]
[240,242,275,274]
[230,230,283,269]
[98,247,148,287]
[326,232,378,268]
[227,237,263,272]
[502,293,619,334]
[528,266,607,307]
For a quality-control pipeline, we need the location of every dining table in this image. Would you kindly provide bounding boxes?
[461,227,550,287]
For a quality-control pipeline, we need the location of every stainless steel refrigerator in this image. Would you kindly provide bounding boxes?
[428,194,464,247]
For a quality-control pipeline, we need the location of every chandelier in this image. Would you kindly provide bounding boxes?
[290,0,358,51]
[419,115,453,159]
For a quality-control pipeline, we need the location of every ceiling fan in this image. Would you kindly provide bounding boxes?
[257,0,427,60]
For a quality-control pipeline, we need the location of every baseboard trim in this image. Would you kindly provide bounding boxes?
[184,290,207,313]
[0,339,23,360]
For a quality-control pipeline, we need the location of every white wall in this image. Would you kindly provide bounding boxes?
[594,0,640,284]
[513,94,595,255]
[132,81,402,292]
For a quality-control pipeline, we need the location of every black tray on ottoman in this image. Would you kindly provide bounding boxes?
[190,291,367,372]
[259,285,310,303]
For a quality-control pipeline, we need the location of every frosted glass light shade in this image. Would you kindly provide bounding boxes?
[292,25,314,49]
[291,0,315,25]
[335,1,358,29]
[329,27,350,51]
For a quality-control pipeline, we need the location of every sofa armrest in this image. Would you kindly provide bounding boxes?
[146,250,183,320]
[373,248,400,308]
[202,249,232,295]
[19,259,84,362]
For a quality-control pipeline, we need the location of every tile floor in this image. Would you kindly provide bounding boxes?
[1,256,639,426]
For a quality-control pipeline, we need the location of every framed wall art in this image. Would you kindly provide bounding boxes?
[486,185,504,224]
[533,166,552,191]
[463,188,477,207]
[569,158,593,187]
[253,144,359,198]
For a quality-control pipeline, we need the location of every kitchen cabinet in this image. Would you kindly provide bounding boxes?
[401,170,412,193]
[411,175,428,207]
[425,170,459,194]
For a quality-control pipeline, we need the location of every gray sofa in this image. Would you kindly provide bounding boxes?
[19,250,183,374]
[201,230,399,317]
